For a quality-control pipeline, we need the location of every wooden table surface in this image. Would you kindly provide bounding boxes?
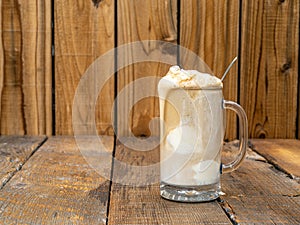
[0,136,299,224]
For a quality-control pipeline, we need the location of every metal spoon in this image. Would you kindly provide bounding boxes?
[221,56,238,81]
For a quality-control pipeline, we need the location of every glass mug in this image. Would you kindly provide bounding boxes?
[159,86,248,202]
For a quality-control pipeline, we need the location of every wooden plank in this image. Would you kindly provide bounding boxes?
[0,0,52,135]
[250,139,300,179]
[109,184,232,225]
[221,148,300,224]
[0,1,3,123]
[117,0,177,137]
[0,136,46,189]
[55,0,115,135]
[180,0,240,140]
[0,136,114,224]
[240,0,299,138]
[108,138,232,224]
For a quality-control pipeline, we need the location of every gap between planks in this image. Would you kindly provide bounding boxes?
[107,138,300,225]
[0,136,47,190]
[220,140,300,224]
[107,137,232,224]
[23,138,300,224]
[0,136,114,224]
[250,139,300,181]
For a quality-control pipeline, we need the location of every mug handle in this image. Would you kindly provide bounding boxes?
[222,100,248,173]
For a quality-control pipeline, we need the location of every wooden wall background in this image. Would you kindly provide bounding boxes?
[0,0,299,139]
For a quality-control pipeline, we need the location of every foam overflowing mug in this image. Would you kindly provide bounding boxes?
[158,66,248,202]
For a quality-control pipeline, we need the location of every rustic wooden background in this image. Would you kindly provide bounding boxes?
[0,0,299,139]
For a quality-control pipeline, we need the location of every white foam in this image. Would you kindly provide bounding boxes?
[160,65,222,89]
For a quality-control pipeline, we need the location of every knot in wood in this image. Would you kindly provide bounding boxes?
[92,0,103,8]
[280,62,291,73]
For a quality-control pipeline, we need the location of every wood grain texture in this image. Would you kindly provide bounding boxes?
[180,0,240,140]
[0,0,52,135]
[221,147,300,224]
[251,139,300,179]
[240,0,299,138]
[55,0,114,135]
[109,184,232,225]
[0,136,113,224]
[108,137,232,224]
[117,0,177,137]
[0,136,46,189]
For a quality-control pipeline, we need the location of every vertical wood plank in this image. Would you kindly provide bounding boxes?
[240,0,299,138]
[180,0,240,140]
[117,0,177,137]
[0,0,52,135]
[55,0,114,135]
[298,4,300,140]
[0,0,3,122]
